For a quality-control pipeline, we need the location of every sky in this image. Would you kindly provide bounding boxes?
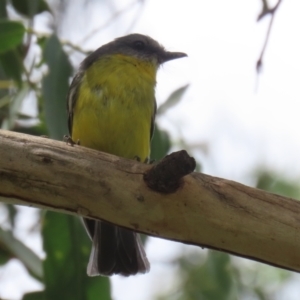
[1,0,300,299]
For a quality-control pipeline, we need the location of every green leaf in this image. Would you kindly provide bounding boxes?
[173,251,237,300]
[0,227,43,280]
[6,204,17,227]
[256,172,300,200]
[23,291,45,300]
[0,94,10,109]
[11,0,50,18]
[43,212,111,300]
[0,227,12,265]
[14,122,48,136]
[0,246,11,265]
[42,35,72,140]
[150,124,171,161]
[1,84,29,130]
[0,21,25,53]
[157,84,189,116]
[0,49,23,84]
[0,0,7,19]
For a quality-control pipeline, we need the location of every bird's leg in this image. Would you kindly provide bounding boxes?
[63,135,80,146]
[133,155,141,162]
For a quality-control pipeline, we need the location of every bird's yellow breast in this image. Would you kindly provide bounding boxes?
[71,54,157,161]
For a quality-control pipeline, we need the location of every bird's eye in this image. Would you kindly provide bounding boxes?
[132,40,146,51]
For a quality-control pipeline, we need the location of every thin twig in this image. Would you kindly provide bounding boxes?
[26,28,90,55]
[80,0,142,44]
[28,1,145,57]
[256,0,283,73]
[60,39,90,55]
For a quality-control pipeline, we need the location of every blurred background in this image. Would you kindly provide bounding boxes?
[0,0,300,299]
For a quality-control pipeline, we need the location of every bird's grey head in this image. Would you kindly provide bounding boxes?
[82,33,187,69]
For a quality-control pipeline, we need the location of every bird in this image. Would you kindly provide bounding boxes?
[66,33,187,276]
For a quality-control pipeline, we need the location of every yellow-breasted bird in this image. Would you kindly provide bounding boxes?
[67,34,187,276]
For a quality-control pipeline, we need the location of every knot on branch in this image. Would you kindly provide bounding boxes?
[143,150,196,193]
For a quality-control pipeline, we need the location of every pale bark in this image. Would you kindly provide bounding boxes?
[0,129,300,272]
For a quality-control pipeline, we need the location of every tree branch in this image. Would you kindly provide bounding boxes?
[0,130,300,273]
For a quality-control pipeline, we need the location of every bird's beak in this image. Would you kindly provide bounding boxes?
[159,51,187,64]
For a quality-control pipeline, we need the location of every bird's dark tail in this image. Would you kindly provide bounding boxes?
[83,219,150,276]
